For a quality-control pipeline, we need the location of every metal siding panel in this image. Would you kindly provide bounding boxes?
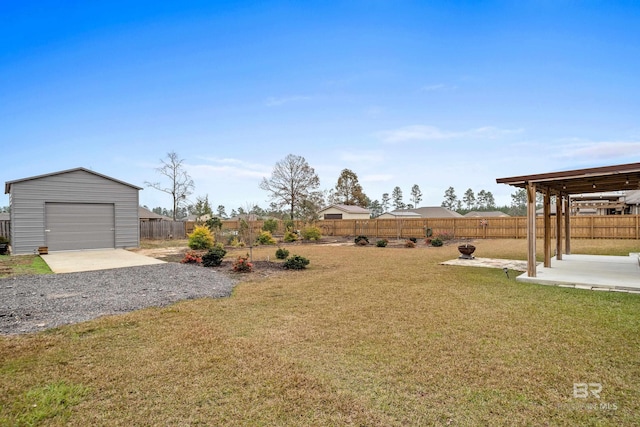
[46,203,115,250]
[9,170,140,254]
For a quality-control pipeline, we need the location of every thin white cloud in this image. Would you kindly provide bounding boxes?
[264,95,312,107]
[556,141,640,160]
[420,83,458,92]
[377,125,523,143]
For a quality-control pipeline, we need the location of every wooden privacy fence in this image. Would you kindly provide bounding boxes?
[0,220,9,239]
[140,221,186,240]
[209,215,640,240]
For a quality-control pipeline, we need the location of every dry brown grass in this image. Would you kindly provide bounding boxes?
[1,239,639,425]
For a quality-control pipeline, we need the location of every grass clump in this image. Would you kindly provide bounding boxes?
[7,381,89,426]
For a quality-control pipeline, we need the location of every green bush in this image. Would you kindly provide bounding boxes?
[376,239,388,247]
[262,218,278,234]
[283,254,310,270]
[275,247,290,259]
[301,226,321,241]
[283,230,298,242]
[283,219,295,231]
[188,225,215,250]
[256,230,277,245]
[354,235,369,245]
[202,245,227,267]
[431,237,443,247]
[205,217,223,231]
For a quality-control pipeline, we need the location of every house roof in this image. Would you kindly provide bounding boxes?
[464,211,511,217]
[319,204,370,214]
[496,162,640,195]
[5,167,143,194]
[138,206,171,220]
[406,207,463,218]
[381,211,422,218]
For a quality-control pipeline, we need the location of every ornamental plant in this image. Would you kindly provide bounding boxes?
[202,244,227,267]
[188,225,215,250]
[262,218,278,234]
[232,254,253,273]
[283,254,310,270]
[376,239,388,247]
[256,230,277,245]
[181,251,202,264]
[283,230,298,242]
[275,247,290,259]
[430,237,444,247]
[301,226,321,241]
[354,235,369,246]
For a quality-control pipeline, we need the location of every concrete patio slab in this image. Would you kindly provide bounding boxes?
[42,249,166,273]
[516,254,640,293]
[440,257,531,272]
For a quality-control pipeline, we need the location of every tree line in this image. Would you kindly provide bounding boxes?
[145,152,538,221]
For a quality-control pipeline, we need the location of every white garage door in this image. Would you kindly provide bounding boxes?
[45,203,115,251]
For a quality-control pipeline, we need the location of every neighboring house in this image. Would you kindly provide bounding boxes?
[536,190,640,216]
[0,212,9,221]
[4,167,141,254]
[318,204,371,220]
[377,211,422,219]
[382,207,463,219]
[139,206,172,222]
[464,211,511,218]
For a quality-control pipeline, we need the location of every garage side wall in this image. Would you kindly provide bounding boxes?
[10,170,139,254]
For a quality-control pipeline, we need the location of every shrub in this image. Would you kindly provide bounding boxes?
[262,218,278,234]
[438,231,454,241]
[181,251,202,264]
[354,235,369,246]
[431,237,443,247]
[188,225,215,250]
[404,240,416,248]
[301,226,321,241]
[376,239,388,247]
[202,245,227,267]
[283,254,310,270]
[232,254,253,273]
[275,247,290,259]
[283,230,298,242]
[409,237,417,243]
[283,219,295,231]
[256,230,277,245]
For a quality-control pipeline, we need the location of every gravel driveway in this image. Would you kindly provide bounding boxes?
[0,263,237,335]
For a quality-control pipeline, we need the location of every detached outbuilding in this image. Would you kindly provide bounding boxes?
[4,168,141,255]
[318,204,371,220]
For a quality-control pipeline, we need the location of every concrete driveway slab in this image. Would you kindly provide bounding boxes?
[42,249,165,273]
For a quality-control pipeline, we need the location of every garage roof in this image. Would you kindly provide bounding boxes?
[496,162,640,195]
[5,167,142,194]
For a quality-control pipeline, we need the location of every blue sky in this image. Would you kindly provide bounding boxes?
[2,1,640,212]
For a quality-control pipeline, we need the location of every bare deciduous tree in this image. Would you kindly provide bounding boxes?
[145,151,195,221]
[259,154,320,220]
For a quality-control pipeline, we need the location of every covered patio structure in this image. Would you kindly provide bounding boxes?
[497,162,640,291]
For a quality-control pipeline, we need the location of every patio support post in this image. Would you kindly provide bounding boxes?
[526,182,537,277]
[543,189,551,267]
[556,194,563,260]
[564,195,571,254]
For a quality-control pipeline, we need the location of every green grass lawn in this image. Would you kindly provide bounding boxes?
[1,239,639,425]
[0,255,52,278]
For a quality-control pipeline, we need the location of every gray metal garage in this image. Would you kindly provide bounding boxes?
[4,168,141,255]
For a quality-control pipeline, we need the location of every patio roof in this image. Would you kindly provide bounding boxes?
[496,162,640,195]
